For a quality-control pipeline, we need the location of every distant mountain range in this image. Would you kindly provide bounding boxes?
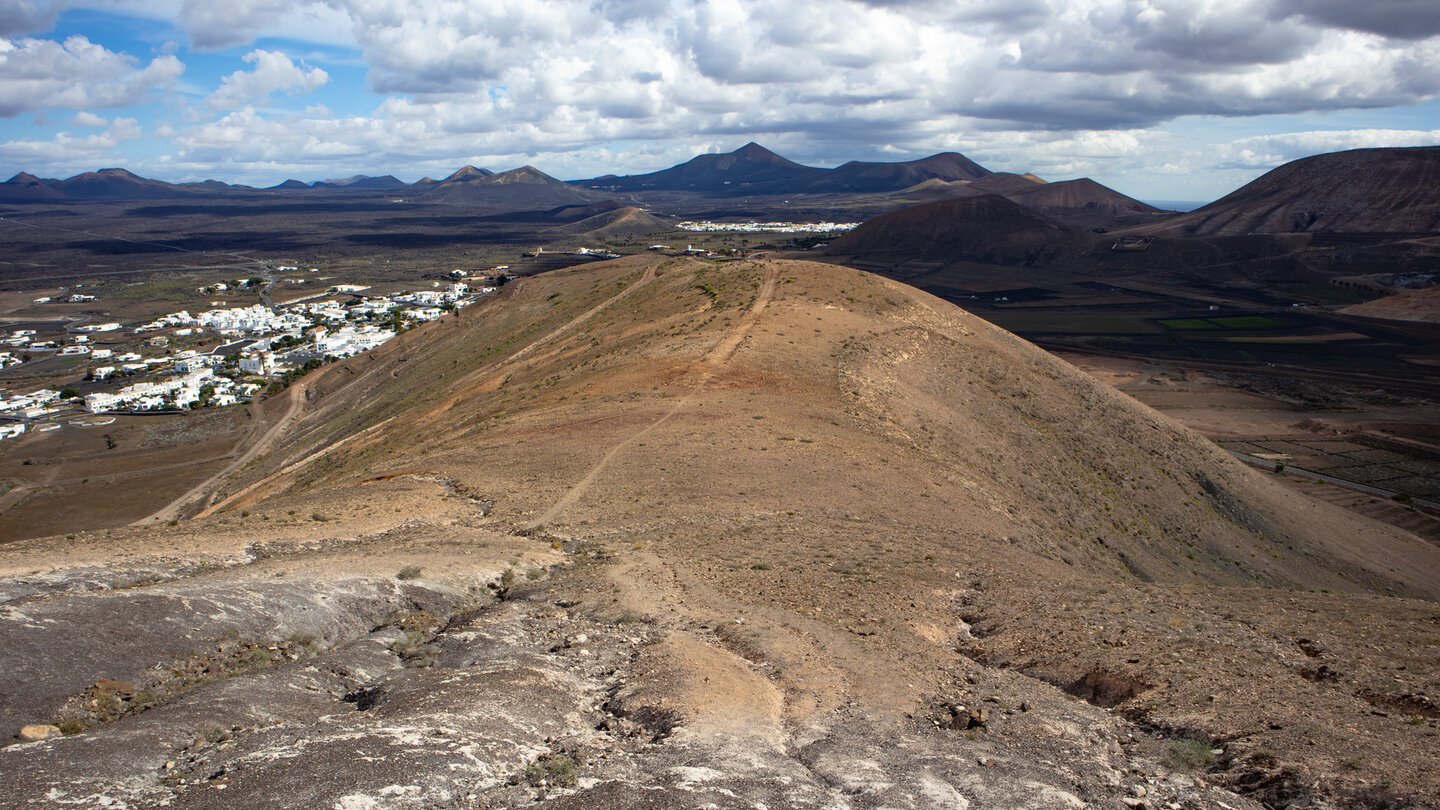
[0,143,1106,210]
[4,145,1440,236]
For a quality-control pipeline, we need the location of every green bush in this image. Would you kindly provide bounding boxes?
[524,755,578,787]
[1162,737,1216,772]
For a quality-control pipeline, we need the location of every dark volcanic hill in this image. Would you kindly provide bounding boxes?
[312,174,408,190]
[801,152,991,193]
[347,175,408,190]
[581,142,819,193]
[1,168,250,200]
[176,179,249,194]
[418,165,605,208]
[537,200,628,223]
[825,194,1080,265]
[1155,146,1440,235]
[3,258,1437,809]
[1006,177,1165,226]
[967,171,1048,196]
[0,172,66,201]
[547,205,673,237]
[439,165,495,183]
[52,168,191,200]
[577,143,997,197]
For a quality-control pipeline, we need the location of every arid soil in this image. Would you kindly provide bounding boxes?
[1342,286,1440,324]
[1059,351,1440,529]
[2,256,1437,809]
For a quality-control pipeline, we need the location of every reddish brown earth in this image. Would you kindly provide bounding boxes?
[1342,285,1440,324]
[1,256,1437,808]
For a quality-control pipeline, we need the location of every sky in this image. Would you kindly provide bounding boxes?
[2,0,1439,203]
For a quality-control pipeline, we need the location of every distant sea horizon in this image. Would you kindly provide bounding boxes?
[1143,200,1209,212]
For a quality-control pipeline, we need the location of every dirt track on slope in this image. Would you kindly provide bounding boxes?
[529,263,779,528]
[140,381,310,524]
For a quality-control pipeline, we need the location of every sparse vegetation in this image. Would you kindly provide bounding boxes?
[389,631,438,668]
[1162,737,1217,772]
[524,754,578,787]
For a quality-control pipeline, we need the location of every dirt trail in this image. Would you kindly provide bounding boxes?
[528,263,779,529]
[152,266,661,521]
[513,264,658,364]
[0,463,61,515]
[422,264,659,421]
[137,382,309,524]
[601,541,911,739]
[198,415,398,516]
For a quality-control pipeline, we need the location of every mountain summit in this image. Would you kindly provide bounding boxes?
[2,256,1434,808]
[581,142,818,192]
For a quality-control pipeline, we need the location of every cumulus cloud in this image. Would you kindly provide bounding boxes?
[1274,0,1440,40]
[8,0,1438,197]
[0,0,67,37]
[205,49,328,110]
[179,0,354,49]
[0,35,183,116]
[1214,128,1440,168]
[0,114,141,168]
[266,0,1440,138]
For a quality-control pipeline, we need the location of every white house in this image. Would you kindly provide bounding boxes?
[239,352,276,374]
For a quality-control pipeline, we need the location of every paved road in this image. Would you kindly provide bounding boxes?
[1227,449,1440,511]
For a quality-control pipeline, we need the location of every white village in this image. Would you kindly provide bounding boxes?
[0,278,493,441]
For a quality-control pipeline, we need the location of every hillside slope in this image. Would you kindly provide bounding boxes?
[547,206,673,237]
[2,257,1437,808]
[824,195,1082,266]
[1155,146,1440,235]
[1007,177,1164,226]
